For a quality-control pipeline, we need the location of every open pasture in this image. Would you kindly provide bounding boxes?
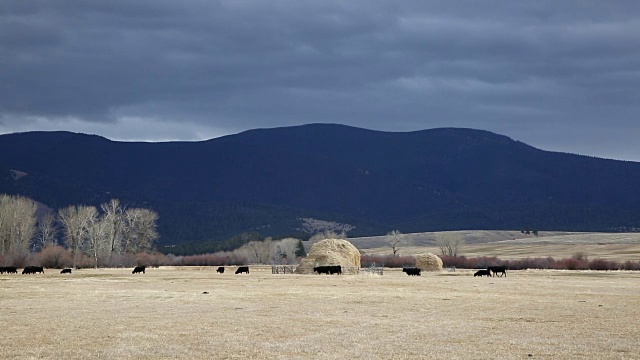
[354,231,640,261]
[1,267,639,359]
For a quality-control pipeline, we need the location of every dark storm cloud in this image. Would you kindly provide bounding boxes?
[1,1,639,159]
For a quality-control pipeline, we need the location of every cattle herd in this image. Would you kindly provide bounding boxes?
[474,266,507,277]
[0,266,18,274]
[22,266,44,274]
[0,264,508,277]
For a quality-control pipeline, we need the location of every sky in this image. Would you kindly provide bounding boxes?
[1,1,639,161]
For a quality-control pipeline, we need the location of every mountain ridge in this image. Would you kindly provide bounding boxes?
[1,124,639,250]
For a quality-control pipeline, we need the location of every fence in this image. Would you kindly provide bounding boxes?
[271,265,364,275]
[362,263,384,275]
[271,265,297,274]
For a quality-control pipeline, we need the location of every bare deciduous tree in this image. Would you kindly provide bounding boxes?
[86,215,109,268]
[239,237,302,264]
[436,232,465,257]
[12,196,37,254]
[36,212,59,250]
[272,238,301,264]
[388,230,403,256]
[0,195,7,255]
[101,199,125,263]
[59,205,98,268]
[242,238,275,264]
[0,195,37,255]
[121,208,159,253]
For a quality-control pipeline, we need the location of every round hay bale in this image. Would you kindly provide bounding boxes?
[416,253,443,272]
[295,238,361,275]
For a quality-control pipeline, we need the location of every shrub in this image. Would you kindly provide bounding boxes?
[572,252,588,261]
[3,252,31,268]
[588,258,620,271]
[361,255,415,268]
[507,257,555,270]
[74,253,96,269]
[622,260,640,271]
[107,253,138,268]
[440,255,470,268]
[36,246,73,269]
[136,252,171,267]
[438,254,640,271]
[553,258,587,270]
[169,252,248,266]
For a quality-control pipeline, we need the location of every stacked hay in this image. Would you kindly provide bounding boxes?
[296,238,361,275]
[416,253,443,272]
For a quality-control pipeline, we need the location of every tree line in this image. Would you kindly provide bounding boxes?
[0,195,159,268]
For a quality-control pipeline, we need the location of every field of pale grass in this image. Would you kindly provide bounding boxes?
[355,231,640,261]
[1,267,639,359]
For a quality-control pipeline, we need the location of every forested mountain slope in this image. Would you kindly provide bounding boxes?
[1,124,639,249]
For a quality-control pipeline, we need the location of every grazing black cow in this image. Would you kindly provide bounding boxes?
[487,266,507,277]
[22,266,44,274]
[3,266,17,274]
[216,266,225,274]
[314,265,342,275]
[132,266,146,274]
[60,268,72,274]
[235,266,249,274]
[474,269,492,277]
[402,267,422,276]
[0,266,5,274]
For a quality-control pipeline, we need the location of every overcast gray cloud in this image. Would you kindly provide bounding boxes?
[1,1,639,160]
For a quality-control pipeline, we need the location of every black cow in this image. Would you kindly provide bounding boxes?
[313,266,330,274]
[3,266,17,274]
[216,266,225,274]
[0,266,5,274]
[402,267,422,276]
[235,266,249,274]
[60,268,72,274]
[328,265,342,275]
[22,266,44,274]
[132,266,146,274]
[487,266,507,277]
[474,269,492,277]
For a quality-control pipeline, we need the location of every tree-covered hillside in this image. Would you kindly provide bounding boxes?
[1,124,640,248]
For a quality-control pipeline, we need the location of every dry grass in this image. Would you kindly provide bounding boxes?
[1,267,639,359]
[357,231,640,261]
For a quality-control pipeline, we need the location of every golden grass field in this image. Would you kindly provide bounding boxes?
[2,266,639,359]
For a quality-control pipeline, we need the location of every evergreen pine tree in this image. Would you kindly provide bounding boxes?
[295,239,307,257]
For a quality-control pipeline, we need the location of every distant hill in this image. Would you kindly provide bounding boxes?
[352,230,640,262]
[1,124,640,251]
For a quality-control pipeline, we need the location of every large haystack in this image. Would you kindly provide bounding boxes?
[296,238,361,275]
[416,253,443,272]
